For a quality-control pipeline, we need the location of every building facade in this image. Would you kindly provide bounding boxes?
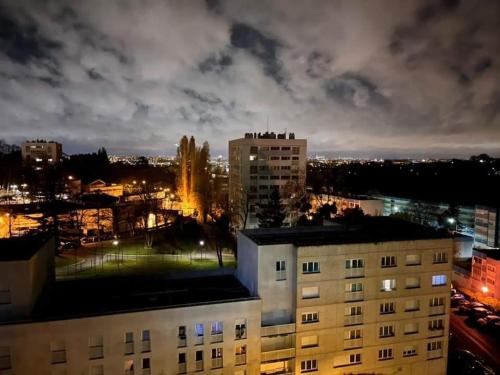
[474,206,499,249]
[21,140,62,165]
[237,219,453,375]
[229,132,307,229]
[471,249,500,298]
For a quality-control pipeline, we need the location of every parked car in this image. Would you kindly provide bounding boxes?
[476,315,500,329]
[451,293,467,307]
[81,236,97,244]
[458,302,472,314]
[58,241,79,250]
[470,307,492,319]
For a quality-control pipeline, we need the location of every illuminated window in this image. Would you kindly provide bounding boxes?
[381,279,396,291]
[432,275,447,286]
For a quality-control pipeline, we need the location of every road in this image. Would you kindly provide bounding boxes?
[449,309,500,373]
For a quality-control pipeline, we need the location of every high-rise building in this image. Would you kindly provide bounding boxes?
[21,140,62,165]
[474,205,499,249]
[229,132,307,229]
[0,217,452,375]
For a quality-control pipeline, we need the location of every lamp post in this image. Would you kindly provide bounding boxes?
[447,217,457,232]
[199,240,205,260]
[113,239,120,267]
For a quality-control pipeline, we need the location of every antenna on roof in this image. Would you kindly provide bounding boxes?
[267,116,269,133]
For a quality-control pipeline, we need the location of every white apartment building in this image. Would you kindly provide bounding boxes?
[474,206,499,249]
[229,132,307,229]
[0,217,452,375]
[237,217,453,375]
[21,140,62,165]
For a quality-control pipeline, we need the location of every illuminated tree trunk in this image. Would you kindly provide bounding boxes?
[189,136,197,208]
[178,136,189,203]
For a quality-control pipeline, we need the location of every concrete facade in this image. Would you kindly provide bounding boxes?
[21,140,62,165]
[229,132,307,229]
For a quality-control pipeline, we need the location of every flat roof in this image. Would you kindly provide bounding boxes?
[241,217,450,246]
[28,274,255,322]
[0,233,53,261]
[474,248,500,261]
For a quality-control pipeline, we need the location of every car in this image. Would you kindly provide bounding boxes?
[466,360,496,375]
[470,307,492,319]
[58,241,79,250]
[477,315,500,328]
[458,302,472,314]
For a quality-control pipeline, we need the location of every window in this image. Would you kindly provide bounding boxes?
[302,312,319,323]
[235,319,247,339]
[125,332,134,343]
[195,323,204,337]
[405,277,420,289]
[345,259,363,269]
[427,341,442,351]
[270,146,280,151]
[143,358,151,370]
[280,165,291,170]
[292,146,300,154]
[432,275,447,286]
[345,329,361,339]
[281,146,291,151]
[270,156,280,160]
[301,335,318,348]
[378,348,393,360]
[405,299,420,311]
[379,325,394,338]
[249,155,257,161]
[142,330,151,352]
[211,348,223,368]
[249,166,257,174]
[281,156,290,160]
[433,252,448,264]
[178,326,186,338]
[349,353,361,364]
[91,364,104,375]
[346,282,363,292]
[381,279,396,291]
[196,350,203,361]
[404,322,419,335]
[302,286,320,299]
[346,306,362,316]
[235,345,246,365]
[380,302,395,314]
[178,353,186,364]
[405,254,421,266]
[403,345,417,357]
[0,346,11,371]
[212,321,223,335]
[50,341,66,364]
[301,359,318,372]
[276,260,286,281]
[381,256,396,268]
[429,319,444,331]
[88,336,104,360]
[429,297,445,307]
[303,261,320,273]
[250,146,258,154]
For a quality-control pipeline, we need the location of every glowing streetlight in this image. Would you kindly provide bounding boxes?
[199,240,205,260]
[68,175,74,180]
[447,218,456,224]
[199,240,205,246]
[112,240,119,246]
[142,180,146,185]
[481,286,489,294]
[132,180,137,185]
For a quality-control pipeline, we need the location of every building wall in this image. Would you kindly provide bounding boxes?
[21,141,62,164]
[474,206,499,248]
[0,237,54,321]
[229,136,307,229]
[471,250,500,298]
[293,239,452,374]
[0,299,261,375]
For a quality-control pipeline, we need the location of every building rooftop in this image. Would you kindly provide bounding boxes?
[28,274,255,322]
[0,233,53,261]
[241,216,450,246]
[474,248,500,260]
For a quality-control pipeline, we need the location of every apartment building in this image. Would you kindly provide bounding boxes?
[229,132,307,229]
[21,140,62,165]
[471,248,500,298]
[474,206,499,249]
[0,235,261,375]
[237,217,453,375]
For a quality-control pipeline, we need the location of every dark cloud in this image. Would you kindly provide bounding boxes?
[181,88,223,106]
[306,51,332,79]
[230,23,287,86]
[199,52,233,74]
[325,73,390,109]
[0,5,61,65]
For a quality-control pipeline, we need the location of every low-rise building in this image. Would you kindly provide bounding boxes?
[474,206,499,249]
[471,249,500,298]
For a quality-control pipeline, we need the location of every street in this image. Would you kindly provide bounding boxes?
[449,309,500,374]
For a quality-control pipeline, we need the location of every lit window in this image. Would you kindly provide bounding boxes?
[381,279,396,291]
[432,275,447,286]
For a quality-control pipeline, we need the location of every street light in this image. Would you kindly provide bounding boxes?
[481,286,489,294]
[113,240,120,267]
[199,240,205,260]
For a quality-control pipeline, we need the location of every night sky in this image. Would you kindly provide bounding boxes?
[0,0,499,158]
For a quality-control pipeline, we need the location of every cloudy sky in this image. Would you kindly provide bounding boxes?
[0,0,499,158]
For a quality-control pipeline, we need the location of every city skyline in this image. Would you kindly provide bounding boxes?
[0,0,499,158]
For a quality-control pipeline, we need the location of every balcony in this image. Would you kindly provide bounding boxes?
[195,360,203,371]
[429,305,445,316]
[89,346,104,360]
[261,348,296,363]
[235,353,247,365]
[194,335,204,345]
[345,291,364,302]
[345,268,364,278]
[141,340,151,353]
[427,350,443,360]
[343,338,363,350]
[51,350,66,364]
[211,333,223,343]
[178,363,186,374]
[261,323,295,337]
[211,357,223,369]
[124,342,134,355]
[178,336,187,348]
[344,315,363,326]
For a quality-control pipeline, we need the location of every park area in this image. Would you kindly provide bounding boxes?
[55,224,236,279]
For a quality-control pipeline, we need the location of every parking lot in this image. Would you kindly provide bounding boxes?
[449,291,500,374]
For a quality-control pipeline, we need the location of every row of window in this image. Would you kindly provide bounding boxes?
[249,146,300,153]
[300,341,443,372]
[177,320,247,346]
[177,345,247,371]
[298,275,448,299]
